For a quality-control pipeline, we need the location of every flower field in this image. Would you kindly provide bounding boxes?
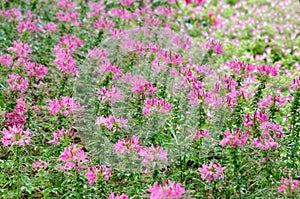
[0,0,300,198]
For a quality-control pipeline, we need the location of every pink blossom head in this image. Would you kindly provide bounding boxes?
[1,125,31,147]
[148,180,185,199]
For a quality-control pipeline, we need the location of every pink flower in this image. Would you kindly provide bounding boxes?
[289,77,300,91]
[258,95,286,110]
[96,115,127,132]
[25,62,48,81]
[6,74,28,93]
[32,159,49,170]
[85,164,112,185]
[143,97,172,116]
[191,129,209,140]
[252,135,278,150]
[87,47,109,59]
[48,127,75,144]
[119,0,134,6]
[195,0,205,5]
[203,39,223,54]
[87,2,105,17]
[278,177,300,194]
[45,22,57,34]
[57,0,74,9]
[149,180,185,199]
[138,144,168,169]
[54,34,83,53]
[8,41,32,58]
[49,96,76,116]
[0,54,13,68]
[58,144,87,170]
[97,86,123,105]
[109,192,128,199]
[85,167,98,185]
[220,129,247,148]
[256,64,278,76]
[260,122,284,138]
[56,11,80,26]
[53,35,83,76]
[55,0,80,26]
[122,74,157,97]
[114,136,141,156]
[94,17,114,29]
[1,125,31,147]
[98,63,123,80]
[5,98,28,127]
[49,99,60,115]
[17,20,36,32]
[0,8,22,21]
[198,162,226,182]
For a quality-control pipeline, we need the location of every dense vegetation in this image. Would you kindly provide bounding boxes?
[0,0,300,198]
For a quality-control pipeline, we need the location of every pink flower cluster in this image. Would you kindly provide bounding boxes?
[85,164,112,185]
[220,129,247,148]
[14,10,40,33]
[0,54,13,68]
[157,50,184,66]
[54,35,83,76]
[49,96,75,116]
[203,39,223,54]
[138,144,168,169]
[97,86,123,105]
[109,192,128,199]
[289,76,300,92]
[8,41,32,58]
[109,8,133,20]
[114,136,141,156]
[87,2,105,18]
[251,121,283,150]
[0,7,22,22]
[278,177,300,194]
[98,63,123,80]
[58,144,87,170]
[191,129,209,140]
[17,20,36,33]
[148,180,185,199]
[261,121,284,138]
[119,0,134,6]
[198,162,226,182]
[32,159,49,170]
[143,97,172,116]
[6,74,28,94]
[252,136,278,150]
[56,0,80,26]
[131,81,156,97]
[96,115,128,132]
[258,94,287,110]
[5,98,28,127]
[180,66,211,106]
[48,127,75,144]
[24,61,48,82]
[94,17,114,29]
[44,22,57,34]
[122,74,157,98]
[185,0,205,6]
[256,64,278,76]
[87,47,109,59]
[224,59,255,74]
[1,125,31,147]
[243,111,268,127]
